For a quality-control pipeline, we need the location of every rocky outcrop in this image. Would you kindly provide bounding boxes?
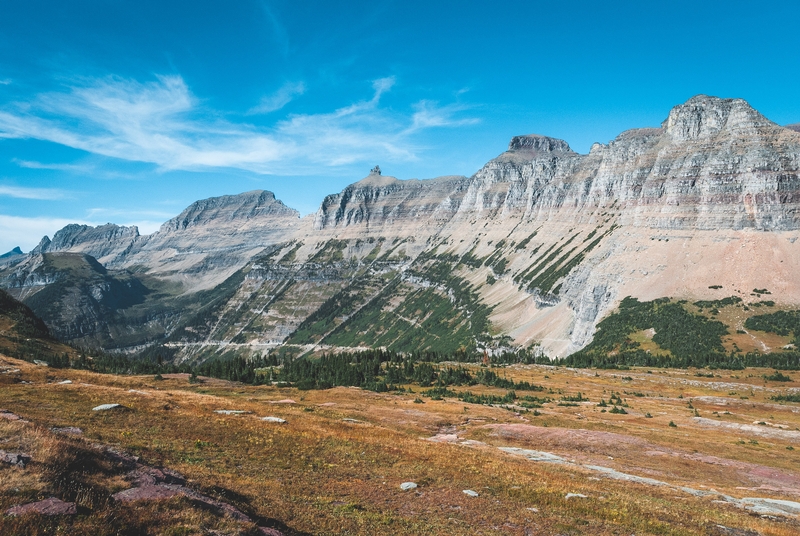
[5,497,77,516]
[0,246,23,259]
[448,95,800,230]
[313,173,469,234]
[159,190,297,232]
[41,224,140,264]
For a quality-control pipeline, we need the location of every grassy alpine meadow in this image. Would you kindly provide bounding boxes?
[2,354,800,535]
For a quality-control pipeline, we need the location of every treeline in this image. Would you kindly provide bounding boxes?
[566,296,731,367]
[563,348,800,370]
[745,310,800,344]
[276,349,548,392]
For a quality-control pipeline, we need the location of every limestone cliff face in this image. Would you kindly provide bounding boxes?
[30,224,139,265]
[315,96,800,233]
[159,190,298,233]
[313,173,469,235]
[455,96,800,230]
[122,190,300,285]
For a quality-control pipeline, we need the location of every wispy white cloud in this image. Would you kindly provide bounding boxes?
[248,81,305,114]
[0,74,477,175]
[0,79,11,85]
[13,158,93,174]
[0,184,68,200]
[405,100,480,133]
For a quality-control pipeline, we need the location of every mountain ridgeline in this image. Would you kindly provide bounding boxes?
[3,95,800,366]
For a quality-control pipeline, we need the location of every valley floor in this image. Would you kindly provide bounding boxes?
[2,355,800,535]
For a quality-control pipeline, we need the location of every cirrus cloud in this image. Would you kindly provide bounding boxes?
[0,74,478,175]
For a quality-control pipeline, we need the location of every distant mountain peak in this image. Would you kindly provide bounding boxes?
[664,95,774,141]
[160,189,299,232]
[0,246,23,259]
[507,134,573,155]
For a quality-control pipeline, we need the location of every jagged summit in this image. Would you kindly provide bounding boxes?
[663,94,775,141]
[787,123,800,133]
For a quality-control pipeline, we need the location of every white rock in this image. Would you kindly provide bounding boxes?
[92,403,122,411]
[399,482,417,491]
[57,380,72,384]
[462,489,479,497]
[261,416,286,423]
[565,493,588,499]
[214,410,250,415]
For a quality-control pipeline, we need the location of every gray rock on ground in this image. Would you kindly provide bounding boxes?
[51,426,83,435]
[92,403,124,411]
[565,493,588,499]
[113,484,183,502]
[0,449,31,467]
[6,497,77,516]
[0,409,26,421]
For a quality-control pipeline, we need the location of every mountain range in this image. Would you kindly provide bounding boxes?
[2,95,799,363]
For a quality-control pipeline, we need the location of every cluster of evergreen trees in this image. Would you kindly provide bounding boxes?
[276,349,548,392]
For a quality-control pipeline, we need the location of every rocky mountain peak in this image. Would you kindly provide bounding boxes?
[160,190,299,233]
[49,224,139,251]
[31,236,51,256]
[664,95,773,141]
[0,246,23,259]
[507,134,573,155]
[787,123,800,133]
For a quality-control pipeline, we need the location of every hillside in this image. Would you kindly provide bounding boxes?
[1,354,800,534]
[0,288,77,367]
[2,95,800,364]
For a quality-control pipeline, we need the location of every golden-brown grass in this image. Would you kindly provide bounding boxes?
[1,355,800,535]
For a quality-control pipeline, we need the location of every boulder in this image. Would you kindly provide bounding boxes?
[0,450,31,467]
[6,497,77,516]
[51,426,83,435]
[112,484,183,502]
[0,409,23,421]
[92,403,124,411]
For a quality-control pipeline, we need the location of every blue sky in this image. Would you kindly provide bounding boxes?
[1,1,799,253]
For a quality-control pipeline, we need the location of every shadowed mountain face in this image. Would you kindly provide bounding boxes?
[4,95,800,359]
